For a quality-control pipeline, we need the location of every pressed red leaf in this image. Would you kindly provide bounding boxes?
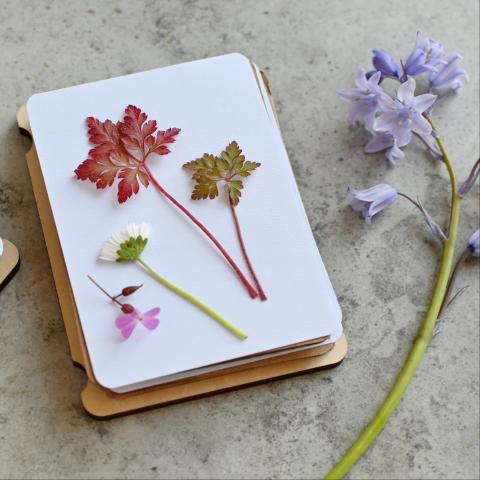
[118,167,141,203]
[75,105,180,203]
[119,105,180,160]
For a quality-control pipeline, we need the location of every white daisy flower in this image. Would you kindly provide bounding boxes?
[99,222,151,262]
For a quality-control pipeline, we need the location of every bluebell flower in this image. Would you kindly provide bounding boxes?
[429,53,469,91]
[404,33,446,77]
[339,70,384,132]
[347,184,398,223]
[404,49,438,76]
[364,133,405,166]
[374,77,437,147]
[414,33,446,66]
[372,49,401,78]
[467,229,480,257]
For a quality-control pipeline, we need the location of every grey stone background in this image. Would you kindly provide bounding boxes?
[0,0,478,478]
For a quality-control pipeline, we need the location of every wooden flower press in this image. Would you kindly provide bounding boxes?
[0,238,20,292]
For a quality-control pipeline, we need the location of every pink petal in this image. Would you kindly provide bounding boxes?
[143,307,161,318]
[120,322,137,339]
[141,317,160,330]
[115,310,139,328]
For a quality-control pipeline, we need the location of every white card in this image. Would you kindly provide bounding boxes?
[27,53,342,392]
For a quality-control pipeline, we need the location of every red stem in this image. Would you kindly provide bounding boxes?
[142,162,258,299]
[229,198,267,301]
[87,275,123,308]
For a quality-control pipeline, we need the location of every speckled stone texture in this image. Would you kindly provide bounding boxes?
[0,0,478,478]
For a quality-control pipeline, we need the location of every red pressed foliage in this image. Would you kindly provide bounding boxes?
[75,106,180,203]
[75,106,258,299]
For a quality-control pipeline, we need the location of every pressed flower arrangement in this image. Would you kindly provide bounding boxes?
[184,141,267,300]
[327,32,479,479]
[99,222,247,340]
[74,106,259,299]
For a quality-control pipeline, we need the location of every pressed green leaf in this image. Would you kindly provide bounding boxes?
[183,141,261,205]
[191,177,219,200]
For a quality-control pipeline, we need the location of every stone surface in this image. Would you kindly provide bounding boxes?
[0,0,478,478]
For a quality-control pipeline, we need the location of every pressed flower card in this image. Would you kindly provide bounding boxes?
[26,54,342,392]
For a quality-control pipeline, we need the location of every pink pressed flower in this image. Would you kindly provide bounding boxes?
[115,307,160,339]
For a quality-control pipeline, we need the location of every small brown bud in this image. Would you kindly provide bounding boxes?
[121,304,135,313]
[121,285,143,297]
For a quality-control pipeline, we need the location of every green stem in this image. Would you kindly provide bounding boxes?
[325,116,462,479]
[136,258,248,340]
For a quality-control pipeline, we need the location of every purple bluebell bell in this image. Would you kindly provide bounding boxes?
[467,229,480,257]
[364,133,405,166]
[372,49,400,78]
[404,33,446,77]
[404,49,437,76]
[347,184,398,223]
[414,33,446,66]
[429,54,469,91]
[374,77,437,147]
[339,70,384,132]
[458,159,480,196]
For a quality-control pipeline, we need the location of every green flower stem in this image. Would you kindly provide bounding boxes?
[136,257,248,340]
[325,116,462,480]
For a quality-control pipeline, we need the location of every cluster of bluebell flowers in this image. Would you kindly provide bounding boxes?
[340,32,468,165]
[340,32,478,243]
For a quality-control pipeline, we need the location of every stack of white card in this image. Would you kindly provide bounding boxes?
[26,53,342,394]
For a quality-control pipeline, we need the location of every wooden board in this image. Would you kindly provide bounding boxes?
[17,68,347,419]
[0,239,20,292]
